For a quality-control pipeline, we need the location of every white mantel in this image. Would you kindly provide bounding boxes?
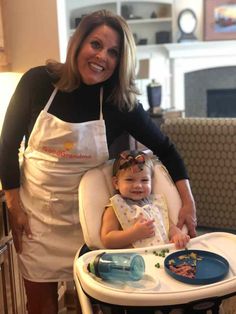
[163,40,236,111]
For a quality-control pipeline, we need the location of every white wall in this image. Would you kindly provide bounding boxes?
[3,0,60,73]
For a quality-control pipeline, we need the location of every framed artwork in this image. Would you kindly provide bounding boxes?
[204,0,236,40]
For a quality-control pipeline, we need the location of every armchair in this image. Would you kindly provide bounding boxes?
[161,118,236,233]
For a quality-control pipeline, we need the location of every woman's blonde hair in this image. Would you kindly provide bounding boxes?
[47,9,139,110]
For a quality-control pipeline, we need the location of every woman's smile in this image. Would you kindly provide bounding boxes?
[89,62,104,72]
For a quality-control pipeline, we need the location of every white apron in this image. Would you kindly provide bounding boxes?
[19,87,108,282]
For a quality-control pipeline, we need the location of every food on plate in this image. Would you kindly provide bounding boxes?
[169,263,196,279]
[167,251,203,279]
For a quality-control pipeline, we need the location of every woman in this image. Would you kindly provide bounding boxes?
[0,10,196,314]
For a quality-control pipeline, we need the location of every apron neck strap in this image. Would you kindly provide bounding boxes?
[44,88,58,112]
[44,87,104,120]
[99,87,103,120]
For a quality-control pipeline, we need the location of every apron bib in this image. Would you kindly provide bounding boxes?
[19,87,108,282]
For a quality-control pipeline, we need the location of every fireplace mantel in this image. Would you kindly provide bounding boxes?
[163,40,236,111]
[164,40,236,59]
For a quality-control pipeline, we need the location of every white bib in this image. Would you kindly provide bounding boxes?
[110,194,169,248]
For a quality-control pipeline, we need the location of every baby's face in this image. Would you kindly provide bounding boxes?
[113,166,152,201]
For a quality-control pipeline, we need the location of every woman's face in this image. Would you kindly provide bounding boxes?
[77,25,121,85]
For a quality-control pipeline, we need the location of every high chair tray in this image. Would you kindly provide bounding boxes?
[74,232,236,306]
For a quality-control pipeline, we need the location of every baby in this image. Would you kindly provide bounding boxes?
[100,150,190,249]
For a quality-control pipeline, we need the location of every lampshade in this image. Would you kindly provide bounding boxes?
[0,72,23,133]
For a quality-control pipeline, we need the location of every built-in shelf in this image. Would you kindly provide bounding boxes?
[127,17,172,24]
[57,0,174,62]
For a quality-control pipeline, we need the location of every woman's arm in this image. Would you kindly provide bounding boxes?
[100,206,155,249]
[116,104,197,237]
[4,188,32,253]
[175,179,197,238]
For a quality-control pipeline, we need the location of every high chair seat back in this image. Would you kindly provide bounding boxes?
[79,158,185,250]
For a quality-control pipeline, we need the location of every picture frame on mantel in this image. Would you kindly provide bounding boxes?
[204,0,236,41]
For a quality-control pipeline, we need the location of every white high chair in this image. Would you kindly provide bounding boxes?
[73,156,186,314]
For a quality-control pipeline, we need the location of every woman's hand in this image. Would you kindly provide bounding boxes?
[4,188,32,253]
[177,201,197,238]
[175,179,197,238]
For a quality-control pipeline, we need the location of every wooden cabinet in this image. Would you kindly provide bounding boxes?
[0,240,24,314]
[0,196,26,314]
[0,244,13,314]
[7,239,27,314]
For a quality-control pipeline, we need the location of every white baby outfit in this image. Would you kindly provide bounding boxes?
[110,194,170,248]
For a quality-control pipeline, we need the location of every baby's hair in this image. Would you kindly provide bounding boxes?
[112,150,154,176]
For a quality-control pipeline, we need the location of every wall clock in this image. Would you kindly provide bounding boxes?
[177,9,198,43]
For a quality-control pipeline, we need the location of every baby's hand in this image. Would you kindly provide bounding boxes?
[171,232,190,249]
[132,216,155,240]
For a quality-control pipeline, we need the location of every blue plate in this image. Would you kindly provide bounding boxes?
[164,249,229,285]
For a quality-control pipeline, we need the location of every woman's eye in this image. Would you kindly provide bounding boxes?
[109,49,119,58]
[91,41,101,49]
[142,179,150,182]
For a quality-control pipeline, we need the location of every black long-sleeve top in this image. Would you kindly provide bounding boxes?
[0,66,188,190]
